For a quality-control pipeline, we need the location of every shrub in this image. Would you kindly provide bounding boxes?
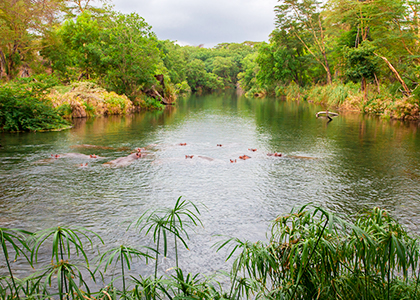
[0,76,70,132]
[175,81,192,97]
[219,205,420,300]
[49,82,134,117]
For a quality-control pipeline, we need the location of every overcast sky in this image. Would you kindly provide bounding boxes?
[112,0,279,47]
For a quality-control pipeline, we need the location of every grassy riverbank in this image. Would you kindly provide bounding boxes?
[1,200,419,300]
[245,82,420,122]
[0,76,70,132]
[0,76,170,132]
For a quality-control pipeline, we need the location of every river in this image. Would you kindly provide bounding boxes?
[1,93,420,282]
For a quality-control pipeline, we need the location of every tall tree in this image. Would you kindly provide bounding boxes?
[256,29,310,88]
[275,0,333,84]
[325,0,413,94]
[345,41,379,100]
[0,0,64,80]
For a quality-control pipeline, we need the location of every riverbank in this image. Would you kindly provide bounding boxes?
[0,77,174,132]
[48,81,166,119]
[247,82,420,122]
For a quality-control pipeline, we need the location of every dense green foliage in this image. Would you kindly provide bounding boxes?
[1,201,420,299]
[0,1,259,130]
[4,4,259,96]
[219,205,420,299]
[42,10,160,99]
[2,0,420,127]
[238,0,420,115]
[0,76,69,132]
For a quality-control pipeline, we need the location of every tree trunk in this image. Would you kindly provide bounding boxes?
[0,50,6,80]
[362,77,367,102]
[374,73,380,93]
[374,53,411,95]
[323,53,332,84]
[6,43,19,81]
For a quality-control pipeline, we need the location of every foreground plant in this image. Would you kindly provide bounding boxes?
[132,196,203,280]
[0,228,32,299]
[28,226,103,299]
[1,202,419,300]
[216,205,420,300]
[95,244,155,299]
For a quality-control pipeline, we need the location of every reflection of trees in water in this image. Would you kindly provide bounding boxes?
[71,117,88,130]
[249,97,420,227]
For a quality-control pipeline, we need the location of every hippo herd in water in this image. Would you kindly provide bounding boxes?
[39,143,315,168]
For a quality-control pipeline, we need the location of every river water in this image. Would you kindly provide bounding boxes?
[1,93,420,282]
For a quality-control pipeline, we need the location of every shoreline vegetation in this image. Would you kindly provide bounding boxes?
[2,1,420,132]
[1,201,420,300]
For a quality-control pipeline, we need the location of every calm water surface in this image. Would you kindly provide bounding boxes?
[1,93,420,279]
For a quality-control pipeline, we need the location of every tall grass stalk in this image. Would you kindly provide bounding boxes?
[414,264,420,299]
[95,245,154,298]
[0,228,32,300]
[132,197,202,280]
[164,196,203,269]
[289,217,329,299]
[29,226,102,299]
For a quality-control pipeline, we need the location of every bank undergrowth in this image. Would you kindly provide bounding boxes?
[246,81,420,122]
[48,82,136,118]
[0,76,70,132]
[1,199,419,300]
[0,75,173,132]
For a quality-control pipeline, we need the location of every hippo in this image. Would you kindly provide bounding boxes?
[103,152,145,167]
[239,155,251,160]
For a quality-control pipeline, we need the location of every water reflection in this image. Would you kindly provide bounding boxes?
[1,93,420,279]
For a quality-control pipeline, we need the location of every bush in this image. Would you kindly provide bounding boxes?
[0,76,70,132]
[132,94,165,110]
[221,205,420,300]
[49,82,134,118]
[175,81,192,97]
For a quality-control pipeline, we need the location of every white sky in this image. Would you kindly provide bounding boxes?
[111,0,279,47]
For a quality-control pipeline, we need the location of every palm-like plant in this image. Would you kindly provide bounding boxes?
[131,275,165,300]
[95,244,155,298]
[164,196,203,269]
[214,237,274,300]
[0,227,32,299]
[214,205,420,300]
[132,196,203,279]
[39,260,94,299]
[29,226,103,300]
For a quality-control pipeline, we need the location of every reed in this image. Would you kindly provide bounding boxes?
[28,226,103,299]
[0,228,32,299]
[132,196,202,280]
[95,245,154,299]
